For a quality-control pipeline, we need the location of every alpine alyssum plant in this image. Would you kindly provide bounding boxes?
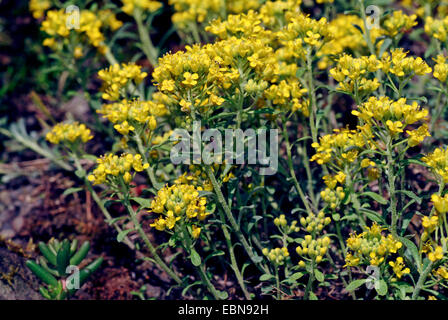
[9,0,448,300]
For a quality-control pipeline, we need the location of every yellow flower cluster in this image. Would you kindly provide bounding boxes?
[433,54,448,82]
[310,127,370,166]
[170,0,260,31]
[98,63,148,101]
[330,54,381,96]
[87,153,149,185]
[122,0,163,16]
[431,194,448,215]
[174,164,235,192]
[299,211,331,233]
[322,172,346,189]
[352,96,429,139]
[29,0,50,19]
[382,10,417,37]
[274,214,300,234]
[40,9,121,54]
[427,245,444,262]
[98,99,166,135]
[381,48,432,78]
[422,147,448,183]
[262,247,290,266]
[345,223,402,266]
[318,14,382,69]
[153,37,285,115]
[149,183,210,233]
[434,266,448,280]
[296,235,331,265]
[320,187,345,209]
[421,212,439,241]
[264,80,309,115]
[46,122,93,145]
[389,257,410,279]
[425,16,448,42]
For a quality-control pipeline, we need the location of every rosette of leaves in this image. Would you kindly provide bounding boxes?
[26,239,103,300]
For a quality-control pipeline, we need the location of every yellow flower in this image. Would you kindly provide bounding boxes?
[389,257,410,279]
[428,246,444,262]
[122,0,163,16]
[422,215,439,234]
[386,120,404,135]
[46,122,93,145]
[87,153,149,185]
[98,63,148,101]
[29,0,51,19]
[296,236,331,264]
[345,223,402,268]
[406,124,430,147]
[431,194,448,214]
[182,72,199,87]
[434,266,448,280]
[423,147,448,183]
[192,225,201,239]
[149,183,211,232]
[433,54,448,82]
[264,247,290,265]
[382,11,417,37]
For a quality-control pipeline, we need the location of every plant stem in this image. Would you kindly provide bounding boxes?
[412,261,433,300]
[204,165,270,274]
[359,0,384,96]
[281,116,313,214]
[180,224,221,299]
[275,267,281,300]
[122,197,182,284]
[304,261,315,299]
[133,9,158,67]
[306,50,318,144]
[72,154,137,251]
[217,208,251,299]
[134,132,164,190]
[386,138,399,237]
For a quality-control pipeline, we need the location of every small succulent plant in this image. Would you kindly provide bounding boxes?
[26,239,102,300]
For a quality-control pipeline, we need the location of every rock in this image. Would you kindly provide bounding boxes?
[12,216,24,232]
[0,247,42,300]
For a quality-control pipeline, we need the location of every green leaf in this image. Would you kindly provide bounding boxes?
[379,38,392,57]
[26,260,58,287]
[74,257,103,290]
[288,272,304,282]
[131,197,152,209]
[62,187,83,197]
[396,190,422,205]
[69,241,90,266]
[70,239,78,256]
[217,291,228,299]
[190,249,202,267]
[332,213,340,221]
[314,269,324,282]
[361,192,388,205]
[38,242,57,266]
[117,229,133,243]
[197,191,216,198]
[259,274,274,281]
[345,279,366,292]
[360,208,385,224]
[309,292,318,300]
[56,240,71,276]
[375,279,388,296]
[400,237,421,272]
